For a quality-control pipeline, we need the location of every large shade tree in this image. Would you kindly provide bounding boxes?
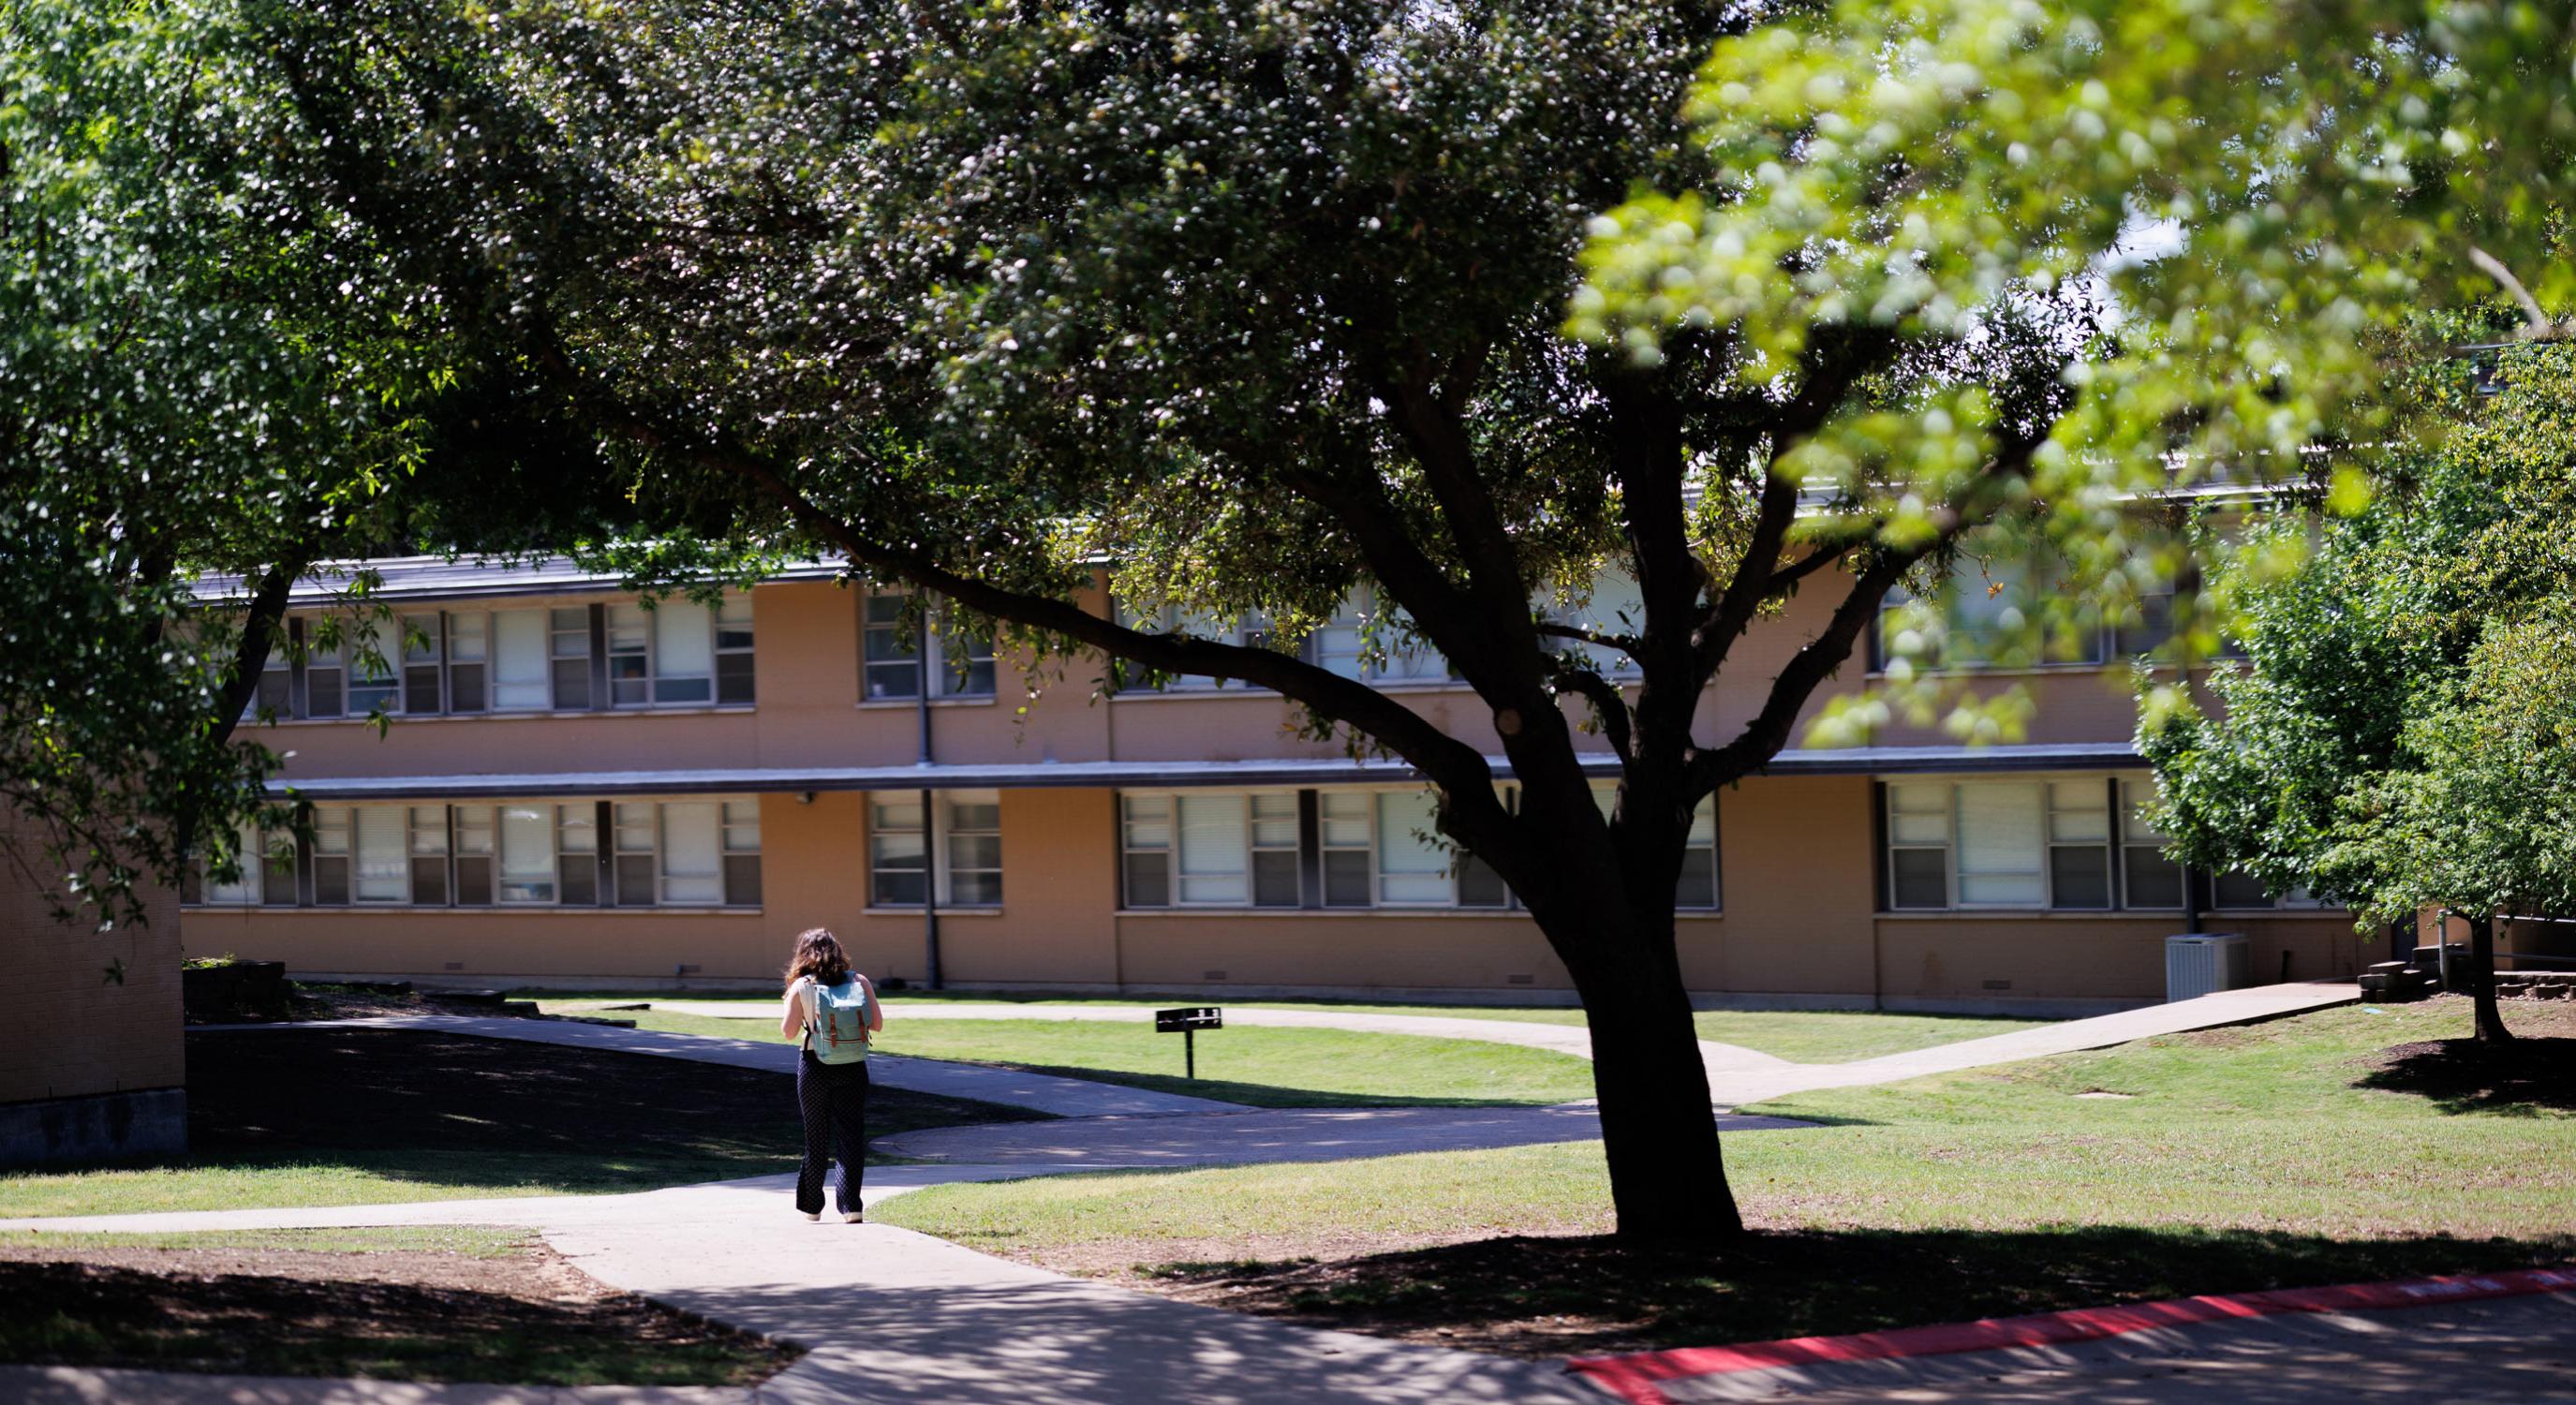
[247,0,2571,1235]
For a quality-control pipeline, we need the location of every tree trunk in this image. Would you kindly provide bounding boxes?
[1548,909,1744,1241]
[2466,912,2514,1043]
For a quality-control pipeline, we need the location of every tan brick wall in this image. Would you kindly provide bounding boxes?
[0,810,185,1105]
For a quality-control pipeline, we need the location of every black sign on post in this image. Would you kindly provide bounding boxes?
[1155,1006,1222,1080]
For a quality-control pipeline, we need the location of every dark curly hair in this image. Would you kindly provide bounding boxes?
[783,927,852,989]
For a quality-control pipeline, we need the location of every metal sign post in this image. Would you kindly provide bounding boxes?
[1155,1006,1222,1080]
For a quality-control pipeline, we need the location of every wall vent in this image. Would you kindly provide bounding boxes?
[1505,973,1535,985]
[1202,969,1229,982]
[441,961,465,971]
[1982,979,2013,991]
[674,963,703,977]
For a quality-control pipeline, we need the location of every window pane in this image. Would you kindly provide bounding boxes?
[1375,791,1450,904]
[2050,846,2111,910]
[558,854,599,906]
[1458,851,1508,908]
[655,599,715,702]
[447,661,485,713]
[661,802,723,904]
[948,800,1001,832]
[948,834,1004,871]
[355,807,407,903]
[409,807,448,853]
[2124,848,2183,908]
[717,652,756,705]
[1318,791,1369,849]
[2213,870,2273,909]
[498,806,555,903]
[313,857,350,906]
[723,853,762,906]
[448,613,487,662]
[1177,794,1249,904]
[1124,850,1171,908]
[1252,850,1302,907]
[873,868,927,906]
[454,856,493,906]
[410,855,449,907]
[1957,783,2044,906]
[874,798,925,833]
[950,869,1003,906]
[2048,781,2110,842]
[1250,792,1298,849]
[616,853,657,907]
[1323,850,1371,907]
[1890,848,1947,909]
[1888,782,1950,843]
[1122,794,1171,850]
[1675,850,1719,910]
[716,596,755,650]
[493,610,550,709]
[608,604,650,705]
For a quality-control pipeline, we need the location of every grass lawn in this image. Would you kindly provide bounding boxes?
[536,993,2044,1064]
[585,1008,1597,1108]
[874,998,2576,1354]
[0,1028,1039,1220]
[0,1223,793,1384]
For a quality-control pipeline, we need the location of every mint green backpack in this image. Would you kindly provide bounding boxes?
[806,978,872,1065]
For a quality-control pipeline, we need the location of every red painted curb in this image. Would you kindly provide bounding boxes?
[1567,1264,2576,1405]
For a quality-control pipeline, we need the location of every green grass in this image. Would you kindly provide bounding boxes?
[588,1009,1597,1107]
[0,1225,526,1255]
[535,994,2047,1064]
[876,1001,2575,1346]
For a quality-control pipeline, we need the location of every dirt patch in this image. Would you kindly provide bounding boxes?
[0,1237,795,1383]
[1125,1228,2576,1359]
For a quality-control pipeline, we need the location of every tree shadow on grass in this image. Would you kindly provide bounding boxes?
[150,1028,1044,1196]
[2352,1036,2576,1116]
[1140,1224,2576,1360]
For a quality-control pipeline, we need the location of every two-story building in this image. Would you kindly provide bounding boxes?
[181,556,2364,1013]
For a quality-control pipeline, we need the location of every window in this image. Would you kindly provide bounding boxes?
[490,608,551,711]
[1308,589,1450,683]
[311,806,353,904]
[659,801,723,904]
[1878,556,2109,672]
[498,804,556,904]
[409,806,451,905]
[557,804,600,905]
[652,600,717,704]
[1374,791,1452,905]
[863,593,994,700]
[1885,782,1952,910]
[1677,793,1721,910]
[870,791,1001,906]
[345,620,399,717]
[402,614,445,715]
[2119,780,2183,909]
[454,806,496,904]
[607,604,651,706]
[722,800,762,905]
[614,803,657,907]
[447,613,489,713]
[550,608,592,709]
[304,629,346,718]
[2046,780,2112,910]
[191,821,268,906]
[1546,569,1645,676]
[717,599,756,704]
[1118,604,1275,690]
[247,651,290,723]
[1955,782,2045,907]
[2213,873,2332,910]
[1121,791,1300,907]
[1318,791,1373,907]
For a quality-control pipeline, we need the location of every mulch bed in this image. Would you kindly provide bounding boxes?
[0,1239,794,1383]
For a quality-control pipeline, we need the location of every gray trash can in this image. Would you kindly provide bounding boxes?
[2166,933,2250,1002]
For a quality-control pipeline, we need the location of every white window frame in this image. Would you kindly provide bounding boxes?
[1316,790,1375,908]
[1118,790,1300,908]
[868,791,1004,908]
[863,592,996,701]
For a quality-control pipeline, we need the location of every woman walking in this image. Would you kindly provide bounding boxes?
[778,928,882,1222]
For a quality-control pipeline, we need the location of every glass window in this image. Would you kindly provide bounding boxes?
[447,612,488,713]
[863,594,920,701]
[1177,793,1250,904]
[614,802,658,907]
[1375,791,1451,905]
[1956,782,2045,907]
[946,791,1003,905]
[248,651,290,723]
[1121,794,1172,908]
[607,603,651,707]
[304,628,346,719]
[197,821,264,906]
[489,609,549,711]
[1677,793,1721,910]
[1312,596,1367,679]
[453,806,496,905]
[721,799,762,905]
[1250,792,1301,907]
[660,801,723,904]
[408,806,450,906]
[402,614,444,715]
[1885,782,1951,910]
[870,796,927,905]
[2120,780,2183,909]
[716,597,756,705]
[311,805,352,905]
[498,804,555,904]
[1318,791,1372,907]
[1550,569,1644,676]
[934,610,996,698]
[2213,869,2274,910]
[557,804,600,905]
[550,608,592,710]
[346,618,398,717]
[2046,780,2112,910]
[653,600,716,705]
[371,804,430,903]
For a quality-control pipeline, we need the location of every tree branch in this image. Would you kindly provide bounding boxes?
[1534,620,1638,657]
[1549,662,1636,766]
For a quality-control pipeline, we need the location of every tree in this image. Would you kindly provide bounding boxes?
[2149,345,2576,1043]
[245,0,2570,1236]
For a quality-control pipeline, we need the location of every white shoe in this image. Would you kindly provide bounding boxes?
[803,1210,821,1222]
[843,1211,865,1223]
